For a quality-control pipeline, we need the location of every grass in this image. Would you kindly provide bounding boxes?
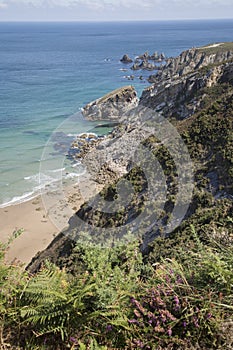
[197,42,233,54]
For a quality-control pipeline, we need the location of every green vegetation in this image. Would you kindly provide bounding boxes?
[0,228,232,349]
[198,42,233,54]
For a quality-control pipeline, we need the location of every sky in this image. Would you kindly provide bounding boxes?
[0,0,232,22]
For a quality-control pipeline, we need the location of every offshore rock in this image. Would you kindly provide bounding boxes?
[82,86,138,121]
[120,54,133,63]
[131,60,157,71]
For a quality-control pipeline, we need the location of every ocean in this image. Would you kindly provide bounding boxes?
[0,19,233,207]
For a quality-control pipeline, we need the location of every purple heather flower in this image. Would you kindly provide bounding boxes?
[173,295,180,311]
[70,337,77,343]
[176,276,183,284]
[135,340,144,348]
[167,328,172,336]
[193,316,199,328]
[206,313,212,319]
[183,321,187,328]
[128,319,139,324]
[106,325,112,332]
[163,309,176,321]
[165,275,170,283]
[134,300,146,315]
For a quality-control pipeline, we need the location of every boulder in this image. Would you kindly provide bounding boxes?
[120,54,133,63]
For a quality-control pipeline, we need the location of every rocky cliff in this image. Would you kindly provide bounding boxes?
[82,85,138,120]
[148,42,233,83]
[140,42,233,119]
[28,42,233,273]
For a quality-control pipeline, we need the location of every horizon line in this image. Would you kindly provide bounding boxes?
[0,17,233,23]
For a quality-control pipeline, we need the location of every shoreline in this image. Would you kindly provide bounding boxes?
[0,126,112,267]
[0,176,103,267]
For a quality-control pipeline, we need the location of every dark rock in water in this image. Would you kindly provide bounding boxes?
[149,51,159,61]
[131,60,157,71]
[82,86,138,121]
[138,51,150,60]
[131,63,141,71]
[139,60,157,71]
[125,75,134,80]
[120,54,133,63]
[67,132,102,162]
[161,52,166,60]
[134,51,166,63]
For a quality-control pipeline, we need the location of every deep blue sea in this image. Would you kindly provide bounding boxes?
[0,19,233,207]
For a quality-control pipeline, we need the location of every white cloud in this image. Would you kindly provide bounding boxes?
[3,0,233,18]
[6,0,233,8]
[0,1,7,8]
[6,0,152,8]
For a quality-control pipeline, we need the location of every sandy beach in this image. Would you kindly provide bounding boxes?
[0,195,59,266]
[0,177,103,267]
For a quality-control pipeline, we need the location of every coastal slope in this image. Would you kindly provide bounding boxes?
[28,42,233,272]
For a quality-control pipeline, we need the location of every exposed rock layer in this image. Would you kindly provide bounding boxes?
[140,43,233,119]
[82,85,138,121]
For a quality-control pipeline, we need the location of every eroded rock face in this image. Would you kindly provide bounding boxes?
[82,86,138,121]
[148,43,233,84]
[140,47,233,119]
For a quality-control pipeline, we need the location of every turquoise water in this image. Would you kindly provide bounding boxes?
[0,20,233,206]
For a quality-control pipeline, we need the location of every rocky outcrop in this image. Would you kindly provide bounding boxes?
[137,51,166,62]
[148,42,233,83]
[82,86,138,121]
[120,54,133,63]
[67,133,106,162]
[140,46,233,119]
[131,60,157,71]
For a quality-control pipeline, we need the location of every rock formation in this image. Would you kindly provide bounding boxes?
[120,54,133,63]
[82,85,138,121]
[148,42,233,83]
[131,60,157,71]
[141,42,233,119]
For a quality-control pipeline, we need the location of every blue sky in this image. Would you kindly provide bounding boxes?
[0,0,232,21]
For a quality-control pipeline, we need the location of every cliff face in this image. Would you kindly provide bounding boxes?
[148,42,233,83]
[28,43,233,273]
[82,85,138,120]
[140,62,233,119]
[140,42,233,119]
